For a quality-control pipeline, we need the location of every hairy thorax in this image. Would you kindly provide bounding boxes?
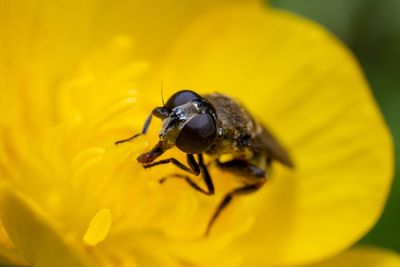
[204,93,256,158]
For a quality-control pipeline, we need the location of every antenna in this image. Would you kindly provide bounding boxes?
[160,80,165,107]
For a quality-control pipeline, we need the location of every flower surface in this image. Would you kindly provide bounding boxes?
[308,247,400,267]
[0,1,394,267]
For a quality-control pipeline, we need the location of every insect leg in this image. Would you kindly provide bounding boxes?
[159,174,213,195]
[205,160,266,236]
[115,112,153,145]
[159,154,215,195]
[197,154,215,194]
[143,154,200,175]
[206,178,266,236]
[216,159,265,179]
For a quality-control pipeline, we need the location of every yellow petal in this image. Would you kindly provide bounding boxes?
[0,0,258,85]
[308,247,400,267]
[154,3,393,266]
[0,246,28,266]
[0,184,94,267]
[0,0,258,138]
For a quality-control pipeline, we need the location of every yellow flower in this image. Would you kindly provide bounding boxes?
[0,1,394,267]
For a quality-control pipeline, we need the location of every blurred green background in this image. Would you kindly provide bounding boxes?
[270,0,400,252]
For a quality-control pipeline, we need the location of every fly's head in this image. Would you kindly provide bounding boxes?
[137,90,218,164]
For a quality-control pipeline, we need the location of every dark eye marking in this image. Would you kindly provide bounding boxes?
[165,90,201,110]
[175,113,217,154]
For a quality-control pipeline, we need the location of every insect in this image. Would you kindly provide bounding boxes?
[116,90,294,235]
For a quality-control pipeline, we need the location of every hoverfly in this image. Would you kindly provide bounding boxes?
[116,90,294,235]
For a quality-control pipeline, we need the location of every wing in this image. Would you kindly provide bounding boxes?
[253,124,294,168]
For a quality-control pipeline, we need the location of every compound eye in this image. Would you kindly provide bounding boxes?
[165,90,201,109]
[175,113,217,154]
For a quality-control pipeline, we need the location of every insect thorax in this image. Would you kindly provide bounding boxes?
[203,93,256,157]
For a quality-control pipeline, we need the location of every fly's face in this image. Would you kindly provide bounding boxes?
[140,90,218,162]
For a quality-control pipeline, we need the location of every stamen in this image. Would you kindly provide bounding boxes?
[83,209,112,246]
[88,91,138,130]
[71,147,106,186]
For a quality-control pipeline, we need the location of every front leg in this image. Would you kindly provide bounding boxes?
[115,107,169,145]
[115,112,153,145]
